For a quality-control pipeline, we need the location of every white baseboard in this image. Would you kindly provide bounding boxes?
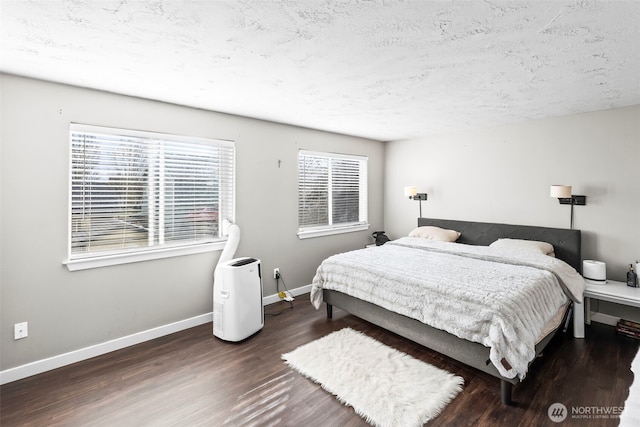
[263,284,312,305]
[589,311,620,327]
[0,313,212,385]
[0,285,312,385]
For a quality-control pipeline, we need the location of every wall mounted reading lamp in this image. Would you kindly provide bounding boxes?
[404,186,428,217]
[550,185,586,229]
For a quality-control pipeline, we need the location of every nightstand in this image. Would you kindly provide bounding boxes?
[573,280,640,338]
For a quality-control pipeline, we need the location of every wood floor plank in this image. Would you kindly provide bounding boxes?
[1,295,638,426]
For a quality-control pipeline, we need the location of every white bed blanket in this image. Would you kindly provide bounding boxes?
[310,238,586,379]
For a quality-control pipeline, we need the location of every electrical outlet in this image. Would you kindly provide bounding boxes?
[273,268,280,279]
[14,322,28,340]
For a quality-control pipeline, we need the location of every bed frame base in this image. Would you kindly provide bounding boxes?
[324,293,560,405]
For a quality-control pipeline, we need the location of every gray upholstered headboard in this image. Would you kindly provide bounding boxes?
[417,218,582,273]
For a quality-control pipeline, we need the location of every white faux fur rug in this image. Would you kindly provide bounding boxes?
[282,328,464,427]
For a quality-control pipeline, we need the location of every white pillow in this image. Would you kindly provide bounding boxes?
[408,226,461,242]
[489,238,555,256]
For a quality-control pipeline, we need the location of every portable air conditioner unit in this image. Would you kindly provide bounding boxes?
[213,257,264,341]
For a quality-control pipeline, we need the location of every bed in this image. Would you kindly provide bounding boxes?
[311,218,584,405]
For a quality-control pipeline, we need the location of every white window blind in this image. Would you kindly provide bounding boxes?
[298,150,368,238]
[68,124,234,264]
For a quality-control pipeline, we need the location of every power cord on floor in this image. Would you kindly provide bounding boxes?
[265,271,294,316]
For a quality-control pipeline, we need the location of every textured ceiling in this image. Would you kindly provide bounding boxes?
[1,0,639,141]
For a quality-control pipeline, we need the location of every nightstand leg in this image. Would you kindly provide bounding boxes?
[573,300,585,338]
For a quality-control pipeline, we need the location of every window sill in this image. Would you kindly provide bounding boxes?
[63,241,226,271]
[297,223,370,240]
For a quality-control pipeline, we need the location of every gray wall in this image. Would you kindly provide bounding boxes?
[384,105,640,282]
[0,74,385,370]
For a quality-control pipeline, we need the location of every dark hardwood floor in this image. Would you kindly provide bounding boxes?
[1,295,638,427]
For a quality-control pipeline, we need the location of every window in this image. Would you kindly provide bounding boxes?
[297,150,368,238]
[66,124,234,270]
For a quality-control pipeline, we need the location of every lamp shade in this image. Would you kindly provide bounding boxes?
[550,185,572,198]
[404,186,417,197]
